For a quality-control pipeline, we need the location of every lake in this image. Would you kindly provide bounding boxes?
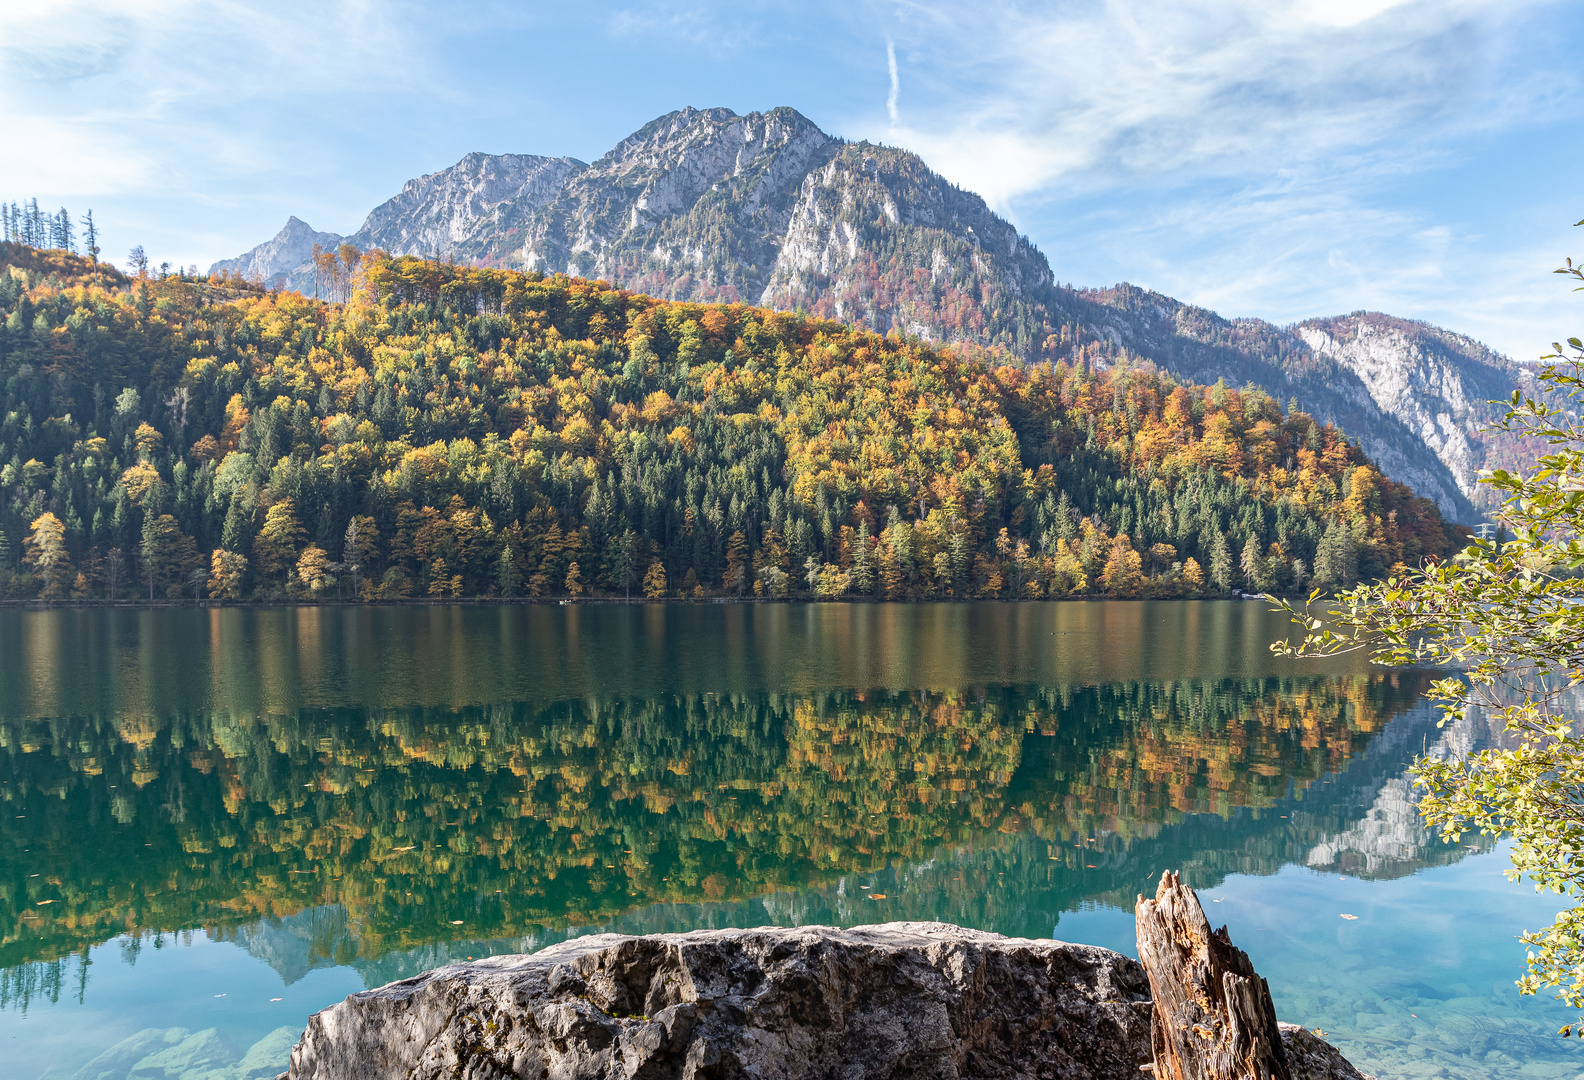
[0,601,1576,1080]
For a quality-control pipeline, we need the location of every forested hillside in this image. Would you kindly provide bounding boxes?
[212,106,1530,523]
[0,242,1460,603]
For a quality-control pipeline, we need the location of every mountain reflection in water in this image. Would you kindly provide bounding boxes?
[0,602,1485,1016]
[3,684,1470,992]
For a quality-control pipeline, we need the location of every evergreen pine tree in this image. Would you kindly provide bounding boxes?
[616,529,637,599]
[1209,531,1233,593]
[948,522,969,595]
[1314,521,1341,589]
[853,519,875,595]
[1338,520,1359,586]
[81,210,98,264]
[1239,536,1264,593]
[1055,491,1077,540]
[497,542,522,598]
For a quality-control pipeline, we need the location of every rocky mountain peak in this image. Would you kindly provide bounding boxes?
[209,215,345,287]
[517,106,838,295]
[607,105,828,166]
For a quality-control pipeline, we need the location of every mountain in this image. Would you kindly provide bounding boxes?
[518,106,838,301]
[1294,312,1539,513]
[218,154,586,292]
[214,106,1536,521]
[208,214,342,285]
[355,151,585,265]
[1067,288,1534,519]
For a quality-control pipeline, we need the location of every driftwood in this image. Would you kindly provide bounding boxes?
[1135,870,1291,1080]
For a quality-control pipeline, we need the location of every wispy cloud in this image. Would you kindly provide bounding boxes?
[872,0,1555,207]
[885,39,899,123]
[0,0,446,264]
[850,0,1579,358]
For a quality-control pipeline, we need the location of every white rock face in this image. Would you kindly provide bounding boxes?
[354,152,584,261]
[212,156,585,294]
[1297,315,1526,511]
[518,106,837,297]
[761,145,1053,341]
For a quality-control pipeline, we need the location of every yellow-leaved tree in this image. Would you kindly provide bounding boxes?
[25,512,71,601]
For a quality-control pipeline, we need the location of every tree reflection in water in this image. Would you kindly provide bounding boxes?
[1,672,1456,998]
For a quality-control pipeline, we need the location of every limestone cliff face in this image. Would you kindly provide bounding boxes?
[761,144,1060,356]
[225,155,587,295]
[517,106,838,301]
[353,152,585,267]
[1296,314,1537,513]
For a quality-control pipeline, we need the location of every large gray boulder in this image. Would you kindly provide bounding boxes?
[284,922,1377,1080]
[287,922,1154,1079]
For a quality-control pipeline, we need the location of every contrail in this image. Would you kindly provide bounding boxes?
[886,39,899,123]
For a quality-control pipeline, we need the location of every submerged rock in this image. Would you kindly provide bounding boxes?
[70,1028,192,1080]
[284,921,1377,1080]
[123,1027,237,1079]
[71,1026,298,1080]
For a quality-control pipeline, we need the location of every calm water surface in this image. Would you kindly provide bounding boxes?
[0,602,1575,1080]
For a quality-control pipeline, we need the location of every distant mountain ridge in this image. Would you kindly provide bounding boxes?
[215,106,1534,522]
[209,214,341,285]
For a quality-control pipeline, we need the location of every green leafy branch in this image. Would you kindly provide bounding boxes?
[1269,272,1584,1035]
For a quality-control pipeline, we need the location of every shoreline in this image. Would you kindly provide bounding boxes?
[0,592,1281,611]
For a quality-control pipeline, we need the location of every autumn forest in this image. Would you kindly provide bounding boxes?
[0,240,1463,604]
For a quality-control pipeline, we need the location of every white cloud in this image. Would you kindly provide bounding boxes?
[871,0,1553,208]
[846,0,1577,359]
[1295,0,1413,27]
[0,0,439,266]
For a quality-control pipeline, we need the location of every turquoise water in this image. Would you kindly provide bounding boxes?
[0,602,1577,1079]
[1057,847,1576,1079]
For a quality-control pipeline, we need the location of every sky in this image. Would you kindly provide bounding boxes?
[2,0,1581,362]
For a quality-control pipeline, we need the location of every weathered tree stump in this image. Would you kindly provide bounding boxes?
[1135,870,1290,1080]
